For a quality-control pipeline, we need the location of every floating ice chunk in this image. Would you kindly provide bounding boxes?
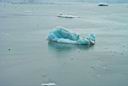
[24,11,32,13]
[48,27,96,45]
[41,83,56,86]
[57,14,80,18]
[98,3,108,6]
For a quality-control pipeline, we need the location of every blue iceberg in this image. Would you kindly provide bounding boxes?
[48,27,96,45]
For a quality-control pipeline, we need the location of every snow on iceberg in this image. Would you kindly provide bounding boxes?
[48,27,96,45]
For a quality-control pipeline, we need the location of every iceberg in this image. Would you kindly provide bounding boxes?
[48,27,96,45]
[98,3,108,6]
[57,14,80,18]
[41,83,56,86]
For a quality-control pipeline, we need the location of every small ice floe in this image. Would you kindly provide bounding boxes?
[24,11,32,13]
[41,83,56,86]
[57,14,80,18]
[98,3,108,6]
[47,27,96,45]
[8,48,11,51]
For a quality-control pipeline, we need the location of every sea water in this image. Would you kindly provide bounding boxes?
[0,1,128,86]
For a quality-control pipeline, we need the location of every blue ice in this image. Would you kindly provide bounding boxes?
[48,27,96,45]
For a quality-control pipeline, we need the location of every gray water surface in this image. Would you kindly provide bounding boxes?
[0,3,128,86]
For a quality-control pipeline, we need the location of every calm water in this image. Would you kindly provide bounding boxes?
[1,0,128,4]
[0,3,128,86]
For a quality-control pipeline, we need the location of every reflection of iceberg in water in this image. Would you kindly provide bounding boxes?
[48,41,93,52]
[48,41,94,56]
[48,27,96,45]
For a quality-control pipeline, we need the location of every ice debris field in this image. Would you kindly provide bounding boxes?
[48,27,96,45]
